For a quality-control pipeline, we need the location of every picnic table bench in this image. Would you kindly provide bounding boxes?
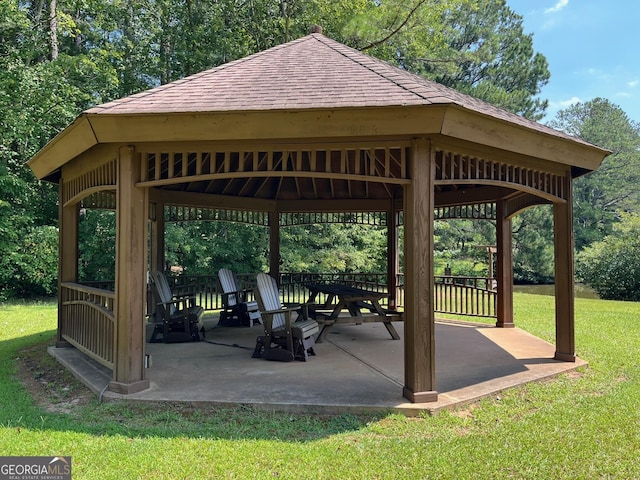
[304,283,402,342]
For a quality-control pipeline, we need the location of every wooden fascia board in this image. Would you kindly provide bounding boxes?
[27,116,98,180]
[87,106,448,143]
[440,106,610,171]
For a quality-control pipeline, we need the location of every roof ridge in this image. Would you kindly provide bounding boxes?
[311,34,439,103]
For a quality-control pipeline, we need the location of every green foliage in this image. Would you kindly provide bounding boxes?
[165,221,268,275]
[347,0,550,120]
[78,210,116,282]
[549,98,640,250]
[434,219,495,277]
[512,206,554,284]
[576,214,640,301]
[281,223,387,274]
[0,0,632,295]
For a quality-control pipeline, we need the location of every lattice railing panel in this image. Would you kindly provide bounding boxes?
[435,203,497,221]
[60,283,115,369]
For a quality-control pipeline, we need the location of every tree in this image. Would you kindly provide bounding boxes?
[548,98,640,249]
[511,206,555,284]
[576,214,640,301]
[345,0,550,119]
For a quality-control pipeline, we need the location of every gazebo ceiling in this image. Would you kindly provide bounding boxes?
[29,31,609,200]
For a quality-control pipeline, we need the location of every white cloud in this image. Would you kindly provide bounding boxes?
[550,96,581,110]
[628,80,639,88]
[545,0,569,14]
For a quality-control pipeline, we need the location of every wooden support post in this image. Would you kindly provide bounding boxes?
[554,175,576,362]
[110,146,150,394]
[402,138,438,403]
[496,200,514,328]
[150,199,165,273]
[57,181,78,348]
[149,199,165,322]
[269,210,280,282]
[386,200,399,310]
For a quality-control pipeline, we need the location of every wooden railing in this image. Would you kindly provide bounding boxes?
[63,274,493,365]
[170,272,498,317]
[60,282,115,369]
[169,272,404,311]
[434,276,496,318]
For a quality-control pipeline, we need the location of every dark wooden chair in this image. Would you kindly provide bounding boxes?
[253,273,318,361]
[149,271,204,343]
[217,268,261,327]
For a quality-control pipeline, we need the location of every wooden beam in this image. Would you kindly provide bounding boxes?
[402,138,438,403]
[495,200,514,328]
[89,107,446,145]
[553,175,576,362]
[435,186,513,207]
[110,146,150,394]
[269,211,280,281]
[386,201,399,310]
[149,189,276,212]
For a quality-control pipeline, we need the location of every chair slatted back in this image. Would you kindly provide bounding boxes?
[218,268,240,307]
[150,271,176,316]
[256,273,285,330]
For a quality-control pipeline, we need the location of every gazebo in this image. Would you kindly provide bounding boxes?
[28,29,609,403]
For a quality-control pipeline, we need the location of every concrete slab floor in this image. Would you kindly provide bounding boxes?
[49,316,587,416]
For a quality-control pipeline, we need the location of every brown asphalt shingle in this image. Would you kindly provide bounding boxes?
[85,33,581,143]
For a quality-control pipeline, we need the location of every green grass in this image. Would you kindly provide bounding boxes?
[1,294,639,479]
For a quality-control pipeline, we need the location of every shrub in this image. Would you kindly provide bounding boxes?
[576,214,640,301]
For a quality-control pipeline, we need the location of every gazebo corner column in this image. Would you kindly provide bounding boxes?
[553,176,576,362]
[495,200,515,328]
[269,211,281,281]
[110,146,150,394]
[402,138,437,403]
[56,182,78,348]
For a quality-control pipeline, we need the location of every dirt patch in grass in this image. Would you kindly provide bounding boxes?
[15,341,94,414]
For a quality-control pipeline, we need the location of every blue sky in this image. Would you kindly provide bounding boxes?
[506,0,640,123]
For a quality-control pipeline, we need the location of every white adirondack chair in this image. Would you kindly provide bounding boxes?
[149,271,204,343]
[217,268,261,327]
[253,273,318,361]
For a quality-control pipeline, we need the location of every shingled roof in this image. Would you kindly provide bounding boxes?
[29,31,610,182]
[86,32,570,143]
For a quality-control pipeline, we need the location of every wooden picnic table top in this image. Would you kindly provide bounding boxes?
[304,283,387,300]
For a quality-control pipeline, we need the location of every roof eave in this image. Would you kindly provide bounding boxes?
[27,116,98,180]
[440,105,611,173]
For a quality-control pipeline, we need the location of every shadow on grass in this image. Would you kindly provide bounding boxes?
[1,330,389,443]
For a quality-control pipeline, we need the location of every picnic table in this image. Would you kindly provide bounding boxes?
[304,283,402,342]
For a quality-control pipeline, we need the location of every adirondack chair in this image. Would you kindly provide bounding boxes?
[149,271,204,343]
[253,273,318,361]
[217,268,262,327]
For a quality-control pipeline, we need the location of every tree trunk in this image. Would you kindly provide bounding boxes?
[50,0,58,60]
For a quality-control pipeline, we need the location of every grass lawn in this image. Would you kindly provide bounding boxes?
[1,294,639,479]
